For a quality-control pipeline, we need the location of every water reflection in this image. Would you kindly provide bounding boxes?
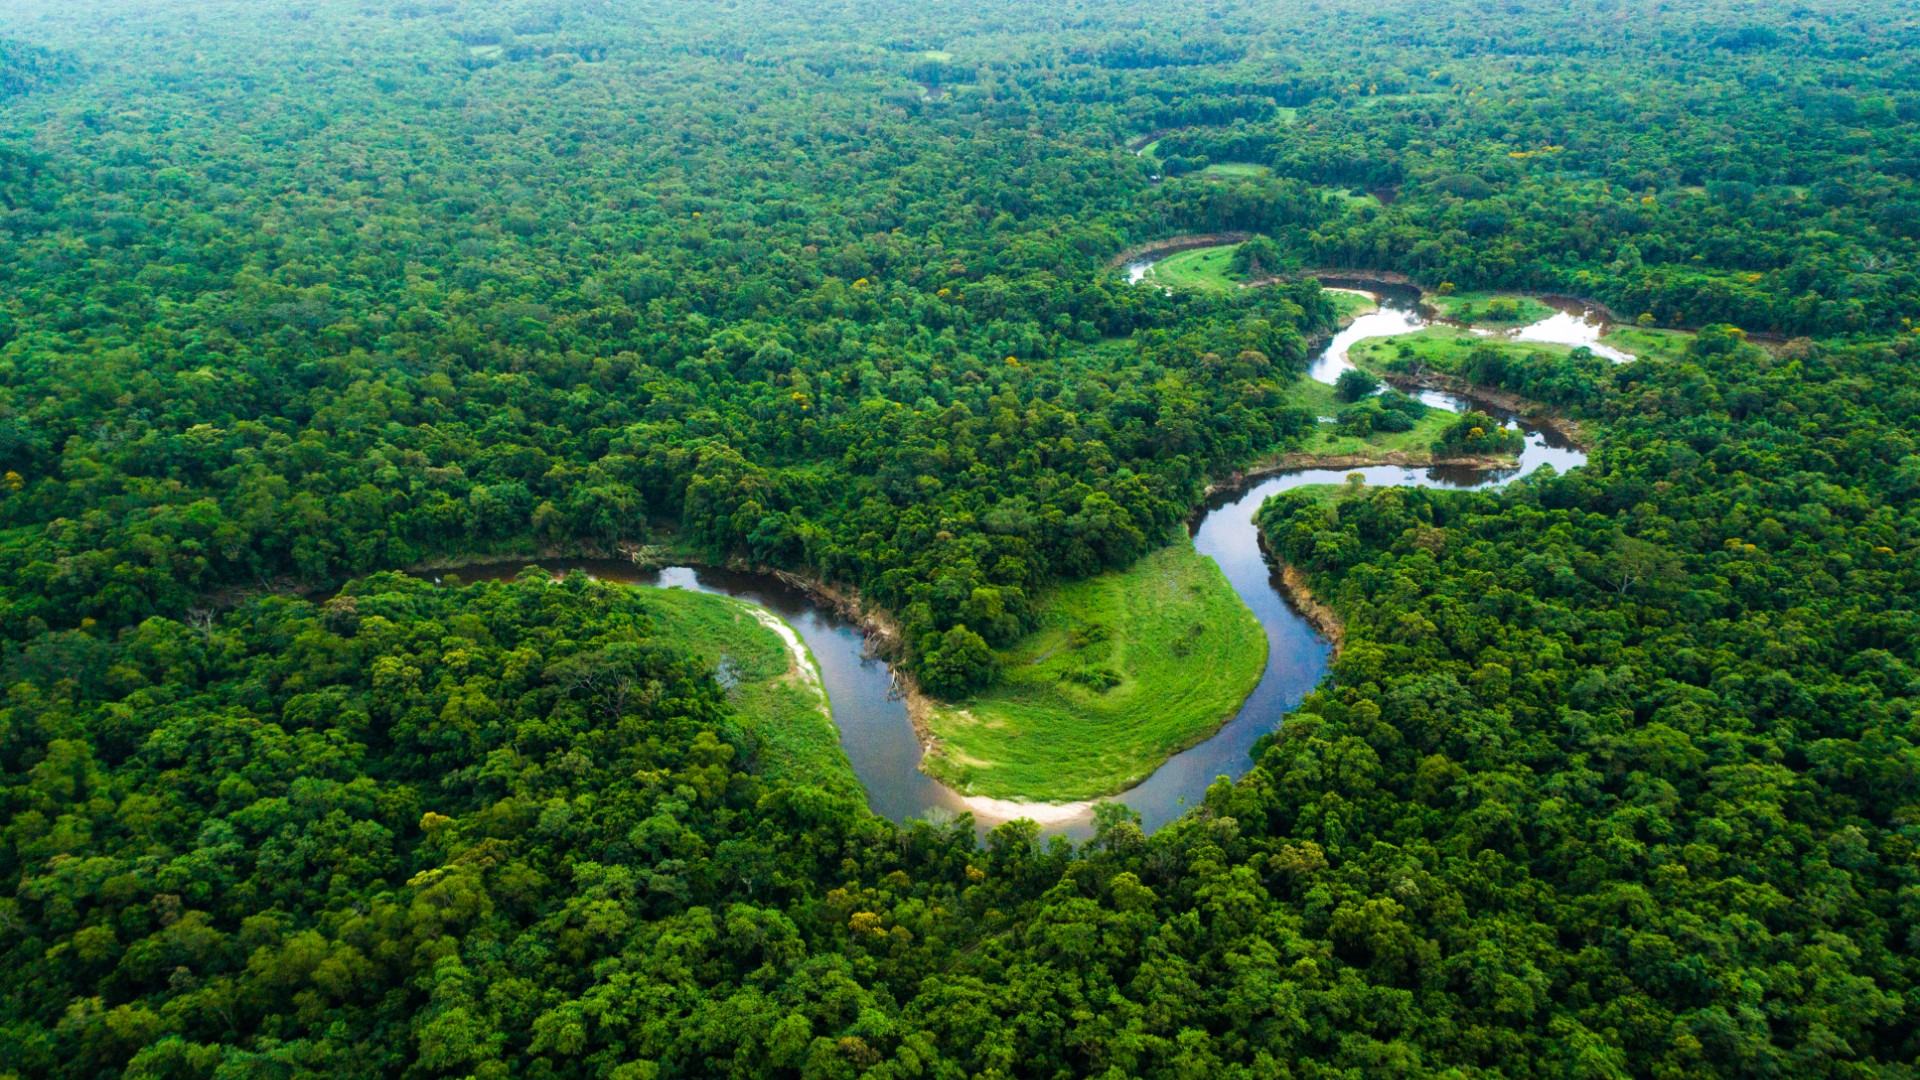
[1304,280,1635,384]
[1307,280,1428,384]
[1502,303,1635,363]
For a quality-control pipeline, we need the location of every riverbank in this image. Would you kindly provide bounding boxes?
[1200,448,1520,498]
[752,567,1133,827]
[1265,538,1345,654]
[1109,232,1252,267]
[613,581,860,796]
[753,570,1043,826]
[1381,370,1590,449]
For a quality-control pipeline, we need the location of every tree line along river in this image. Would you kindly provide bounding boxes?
[444,281,1591,838]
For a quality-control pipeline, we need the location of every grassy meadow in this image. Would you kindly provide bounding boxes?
[639,587,860,796]
[1348,324,1695,370]
[1426,291,1556,326]
[1600,325,1697,361]
[1285,376,1464,458]
[922,540,1267,801]
[1145,244,1241,290]
[1201,162,1271,178]
[1320,186,1381,210]
[1348,326,1554,369]
[1326,288,1380,319]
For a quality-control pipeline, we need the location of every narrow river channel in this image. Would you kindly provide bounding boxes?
[455,281,1590,839]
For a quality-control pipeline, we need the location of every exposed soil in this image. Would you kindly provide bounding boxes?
[1300,267,1419,287]
[1270,549,1345,654]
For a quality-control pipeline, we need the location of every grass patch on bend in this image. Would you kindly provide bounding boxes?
[1285,377,1461,458]
[1326,289,1379,320]
[1319,186,1380,210]
[922,540,1266,802]
[1144,245,1240,290]
[639,587,860,797]
[1427,291,1556,326]
[1601,325,1694,362]
[1201,162,1271,178]
[1349,324,1696,369]
[1280,480,1379,507]
[1349,325,1573,370]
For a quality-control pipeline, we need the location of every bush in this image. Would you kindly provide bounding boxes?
[1229,236,1287,278]
[1334,367,1380,402]
[1373,391,1425,432]
[1064,665,1122,691]
[919,624,998,696]
[1432,410,1525,456]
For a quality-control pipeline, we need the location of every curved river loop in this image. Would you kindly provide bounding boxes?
[452,279,1595,839]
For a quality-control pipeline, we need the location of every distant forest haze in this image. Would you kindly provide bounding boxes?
[1,0,1918,1077]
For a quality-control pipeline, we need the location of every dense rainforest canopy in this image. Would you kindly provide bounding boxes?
[1,0,1918,1076]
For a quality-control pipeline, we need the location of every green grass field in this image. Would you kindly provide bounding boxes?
[1349,323,1695,370]
[1281,478,1379,507]
[1427,291,1556,326]
[922,540,1267,801]
[1320,186,1381,210]
[1284,377,1464,458]
[1349,326,1570,370]
[639,587,861,796]
[1201,162,1271,178]
[1327,288,1379,320]
[1145,245,1240,290]
[1600,325,1695,362]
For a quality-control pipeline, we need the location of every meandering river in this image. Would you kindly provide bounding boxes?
[454,278,1589,839]
[1310,278,1630,379]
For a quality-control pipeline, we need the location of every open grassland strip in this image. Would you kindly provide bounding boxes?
[921,540,1266,802]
